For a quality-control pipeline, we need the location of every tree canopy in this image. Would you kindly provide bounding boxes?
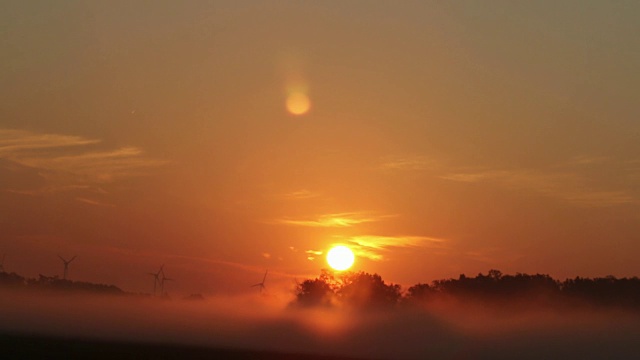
[295,270,402,309]
[293,269,640,310]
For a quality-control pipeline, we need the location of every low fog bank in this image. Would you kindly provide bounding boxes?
[1,289,639,359]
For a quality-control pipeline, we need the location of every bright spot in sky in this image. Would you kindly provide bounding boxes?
[286,92,311,115]
[326,245,355,271]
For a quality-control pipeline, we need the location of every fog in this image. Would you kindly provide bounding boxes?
[1,289,639,359]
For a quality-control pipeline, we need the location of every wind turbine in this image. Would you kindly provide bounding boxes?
[251,270,268,293]
[147,265,164,296]
[58,255,76,280]
[160,271,174,297]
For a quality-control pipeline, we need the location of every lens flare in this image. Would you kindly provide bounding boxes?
[286,92,311,115]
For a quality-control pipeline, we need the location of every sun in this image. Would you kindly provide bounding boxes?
[326,245,355,271]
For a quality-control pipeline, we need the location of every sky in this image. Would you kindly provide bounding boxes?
[1,1,639,296]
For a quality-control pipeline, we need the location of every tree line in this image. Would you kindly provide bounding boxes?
[4,266,639,308]
[0,271,124,295]
[293,269,640,309]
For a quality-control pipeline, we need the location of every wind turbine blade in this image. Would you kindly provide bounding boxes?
[69,256,77,263]
[58,255,66,262]
[154,265,164,277]
[262,270,268,283]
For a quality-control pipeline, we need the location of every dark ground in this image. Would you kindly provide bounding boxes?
[0,333,366,360]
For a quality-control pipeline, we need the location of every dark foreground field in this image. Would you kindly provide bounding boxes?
[0,333,364,360]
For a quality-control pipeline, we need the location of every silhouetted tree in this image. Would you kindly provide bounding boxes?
[23,274,124,294]
[404,283,436,305]
[488,269,503,280]
[296,278,335,307]
[338,272,402,309]
[428,270,561,304]
[292,269,640,310]
[562,276,640,307]
[0,271,26,288]
[293,270,402,309]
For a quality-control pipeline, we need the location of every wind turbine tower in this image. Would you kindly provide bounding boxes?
[147,265,164,296]
[58,255,76,280]
[251,270,268,293]
[160,270,174,297]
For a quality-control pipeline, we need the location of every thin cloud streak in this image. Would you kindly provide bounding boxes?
[335,235,447,261]
[0,129,100,154]
[304,250,323,261]
[379,155,439,171]
[439,164,637,207]
[6,184,107,196]
[0,128,166,183]
[279,189,320,200]
[379,152,637,207]
[75,197,115,208]
[22,147,168,181]
[566,155,610,166]
[272,212,395,228]
[561,191,634,206]
[347,235,445,249]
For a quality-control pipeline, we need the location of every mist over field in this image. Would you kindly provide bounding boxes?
[1,289,638,360]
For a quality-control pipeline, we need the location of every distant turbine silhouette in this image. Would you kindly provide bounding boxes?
[160,271,174,297]
[58,255,76,280]
[251,270,268,293]
[0,254,5,273]
[147,265,164,296]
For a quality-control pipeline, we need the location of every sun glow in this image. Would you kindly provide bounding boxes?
[326,245,355,271]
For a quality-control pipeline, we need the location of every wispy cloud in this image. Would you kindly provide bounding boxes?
[0,129,100,154]
[75,197,115,207]
[560,191,634,207]
[566,155,609,166]
[440,165,637,207]
[272,212,394,228]
[22,147,167,182]
[304,249,323,261]
[334,235,447,261]
[347,235,445,249]
[6,184,107,196]
[439,170,510,183]
[0,128,166,184]
[378,151,637,207]
[280,189,320,200]
[379,155,438,171]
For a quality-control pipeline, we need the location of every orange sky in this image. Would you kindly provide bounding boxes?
[1,1,639,296]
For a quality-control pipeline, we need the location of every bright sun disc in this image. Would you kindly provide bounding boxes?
[326,245,355,271]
